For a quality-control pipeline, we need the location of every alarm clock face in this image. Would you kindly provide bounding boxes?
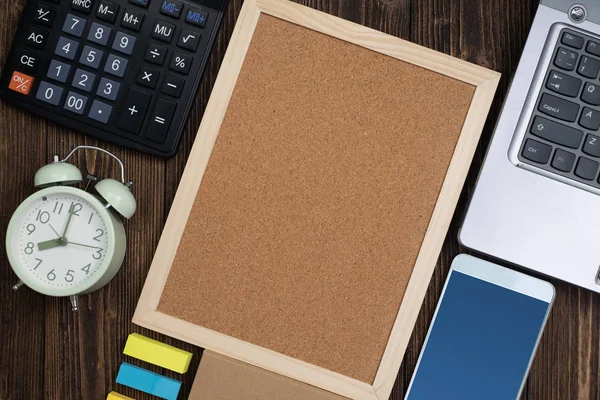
[8,191,110,291]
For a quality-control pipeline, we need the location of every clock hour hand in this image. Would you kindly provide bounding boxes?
[37,239,63,251]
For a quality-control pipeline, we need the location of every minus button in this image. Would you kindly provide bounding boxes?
[161,74,184,98]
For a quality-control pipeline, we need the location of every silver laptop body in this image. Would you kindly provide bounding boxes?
[461,0,600,293]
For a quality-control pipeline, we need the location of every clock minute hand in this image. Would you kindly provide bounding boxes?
[61,204,75,238]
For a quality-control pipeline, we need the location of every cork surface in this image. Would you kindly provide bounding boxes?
[158,14,475,383]
[189,351,348,400]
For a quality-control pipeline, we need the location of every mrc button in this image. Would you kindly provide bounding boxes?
[71,0,94,14]
[185,7,208,28]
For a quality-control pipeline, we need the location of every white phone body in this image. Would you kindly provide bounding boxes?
[404,254,555,400]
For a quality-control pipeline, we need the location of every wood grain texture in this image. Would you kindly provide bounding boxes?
[0,1,598,400]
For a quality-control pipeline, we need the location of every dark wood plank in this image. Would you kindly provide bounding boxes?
[0,0,599,399]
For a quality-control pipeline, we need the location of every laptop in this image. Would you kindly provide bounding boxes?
[461,0,600,293]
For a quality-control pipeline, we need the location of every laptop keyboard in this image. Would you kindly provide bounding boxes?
[518,28,600,188]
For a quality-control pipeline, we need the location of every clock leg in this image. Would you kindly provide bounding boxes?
[12,280,24,291]
[69,295,79,312]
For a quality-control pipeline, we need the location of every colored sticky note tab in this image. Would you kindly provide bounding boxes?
[116,363,181,400]
[107,392,135,400]
[123,333,192,374]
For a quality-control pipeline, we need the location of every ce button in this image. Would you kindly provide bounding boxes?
[18,50,41,73]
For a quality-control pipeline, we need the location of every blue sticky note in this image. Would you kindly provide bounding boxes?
[116,362,181,400]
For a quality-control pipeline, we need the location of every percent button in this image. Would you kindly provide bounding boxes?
[169,52,193,75]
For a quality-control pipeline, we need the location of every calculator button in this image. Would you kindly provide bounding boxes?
[145,43,167,65]
[117,88,152,134]
[47,60,71,83]
[169,52,192,74]
[87,22,112,46]
[112,31,136,55]
[88,100,113,124]
[104,54,128,77]
[160,1,183,18]
[137,66,160,88]
[129,0,150,8]
[147,98,176,143]
[177,29,201,51]
[96,77,120,100]
[55,36,80,60]
[36,81,63,105]
[26,27,49,49]
[63,14,87,37]
[34,3,57,26]
[96,0,119,22]
[72,69,96,92]
[185,7,208,28]
[121,8,144,32]
[152,20,176,43]
[17,50,42,73]
[71,0,95,14]
[64,91,89,115]
[79,45,104,69]
[9,72,35,95]
[161,74,183,97]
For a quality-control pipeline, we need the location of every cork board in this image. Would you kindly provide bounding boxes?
[133,1,500,399]
[190,351,348,400]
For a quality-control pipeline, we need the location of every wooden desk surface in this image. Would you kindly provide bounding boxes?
[0,0,598,399]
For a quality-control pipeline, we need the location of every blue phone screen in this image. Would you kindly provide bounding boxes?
[405,270,549,400]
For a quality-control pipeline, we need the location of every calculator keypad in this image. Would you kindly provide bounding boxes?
[1,0,227,156]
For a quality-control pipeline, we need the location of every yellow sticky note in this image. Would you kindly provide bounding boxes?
[107,391,135,400]
[123,333,193,374]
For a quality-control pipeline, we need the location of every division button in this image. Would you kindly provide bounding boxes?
[117,88,152,134]
[146,98,176,143]
[529,116,582,149]
[145,43,168,65]
[88,100,113,124]
[96,0,119,22]
[26,26,49,49]
[9,71,35,95]
[36,81,63,104]
[161,74,184,97]
[522,138,552,164]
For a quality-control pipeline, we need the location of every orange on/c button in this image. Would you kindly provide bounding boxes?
[8,71,34,95]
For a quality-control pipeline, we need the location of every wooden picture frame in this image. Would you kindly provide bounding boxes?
[133,0,500,399]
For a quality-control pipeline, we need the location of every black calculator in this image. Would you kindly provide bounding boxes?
[0,0,227,157]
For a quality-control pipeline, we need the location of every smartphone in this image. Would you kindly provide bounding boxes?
[405,254,555,400]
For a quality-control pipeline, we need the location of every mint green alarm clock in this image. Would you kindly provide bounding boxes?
[5,146,136,311]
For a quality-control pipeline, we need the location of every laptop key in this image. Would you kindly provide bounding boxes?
[530,116,582,148]
[538,93,579,122]
[587,41,600,57]
[546,70,581,97]
[575,157,599,180]
[555,47,578,71]
[551,149,576,172]
[582,82,600,106]
[577,56,600,79]
[580,107,600,130]
[562,32,584,49]
[522,139,552,164]
[583,134,600,157]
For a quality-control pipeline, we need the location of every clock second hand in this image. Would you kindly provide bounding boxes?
[49,224,61,239]
[66,241,103,250]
